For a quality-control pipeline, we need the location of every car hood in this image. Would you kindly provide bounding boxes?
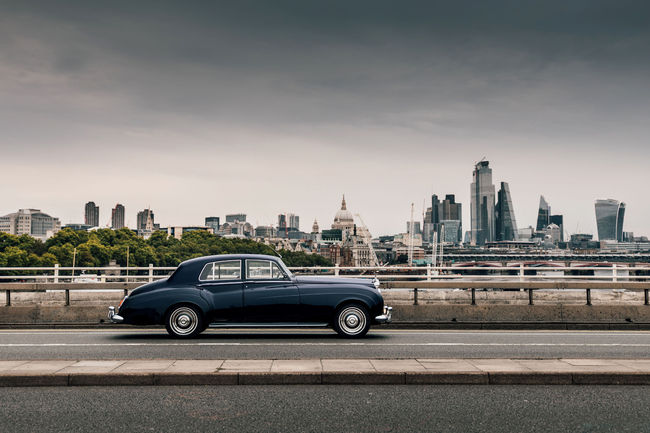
[295,275,375,287]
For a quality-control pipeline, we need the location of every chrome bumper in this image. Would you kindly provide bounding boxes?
[108,306,124,324]
[374,306,392,324]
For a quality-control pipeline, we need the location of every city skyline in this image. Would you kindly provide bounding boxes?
[1,174,642,240]
[1,2,649,236]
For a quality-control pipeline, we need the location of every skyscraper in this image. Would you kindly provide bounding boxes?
[440,194,461,221]
[495,182,519,241]
[84,201,99,227]
[595,199,626,241]
[470,160,495,245]
[430,195,440,228]
[111,204,125,229]
[536,196,551,231]
[427,194,462,243]
[136,209,154,231]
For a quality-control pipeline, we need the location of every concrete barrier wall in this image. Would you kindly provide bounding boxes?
[2,304,650,326]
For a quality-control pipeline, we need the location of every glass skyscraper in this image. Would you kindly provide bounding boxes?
[595,199,626,241]
[536,196,550,231]
[495,182,518,241]
[470,160,495,245]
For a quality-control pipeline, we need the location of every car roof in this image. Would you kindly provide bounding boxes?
[179,254,281,267]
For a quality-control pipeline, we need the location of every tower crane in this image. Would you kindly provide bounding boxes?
[354,213,380,267]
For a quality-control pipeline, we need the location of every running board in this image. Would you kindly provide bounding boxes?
[208,322,330,328]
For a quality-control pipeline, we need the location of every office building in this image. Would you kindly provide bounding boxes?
[544,223,562,245]
[406,221,421,236]
[0,209,61,240]
[536,196,551,231]
[470,160,496,245]
[84,201,99,227]
[205,217,220,232]
[426,194,462,243]
[440,194,462,221]
[167,226,214,240]
[225,213,246,223]
[549,215,564,242]
[136,209,155,232]
[440,220,462,244]
[255,225,276,238]
[495,182,518,241]
[595,199,626,241]
[111,204,125,229]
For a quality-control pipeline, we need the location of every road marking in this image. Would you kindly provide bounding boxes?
[1,330,649,337]
[2,343,650,347]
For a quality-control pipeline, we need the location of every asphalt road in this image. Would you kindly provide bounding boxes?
[1,328,650,359]
[2,385,650,432]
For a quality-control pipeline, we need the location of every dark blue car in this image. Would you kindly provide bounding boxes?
[109,254,392,338]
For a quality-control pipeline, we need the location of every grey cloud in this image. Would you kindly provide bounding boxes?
[0,1,649,235]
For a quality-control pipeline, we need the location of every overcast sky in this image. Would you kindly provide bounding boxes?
[1,1,649,237]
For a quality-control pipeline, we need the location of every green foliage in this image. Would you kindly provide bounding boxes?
[0,229,331,268]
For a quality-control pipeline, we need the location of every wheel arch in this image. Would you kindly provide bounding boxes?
[332,298,371,322]
[162,301,206,326]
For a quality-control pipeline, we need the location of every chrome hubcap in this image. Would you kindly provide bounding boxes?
[169,307,198,336]
[338,306,366,335]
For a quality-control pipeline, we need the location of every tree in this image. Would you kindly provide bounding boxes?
[0,229,332,269]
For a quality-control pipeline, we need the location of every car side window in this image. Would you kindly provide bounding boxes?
[199,260,241,281]
[246,260,286,280]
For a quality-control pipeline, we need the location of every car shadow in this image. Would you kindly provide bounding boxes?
[109,330,388,341]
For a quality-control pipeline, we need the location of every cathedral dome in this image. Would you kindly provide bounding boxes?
[333,195,354,224]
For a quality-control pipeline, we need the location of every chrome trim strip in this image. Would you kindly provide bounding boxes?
[208,322,329,328]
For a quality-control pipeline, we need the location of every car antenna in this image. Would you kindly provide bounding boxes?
[270,246,283,259]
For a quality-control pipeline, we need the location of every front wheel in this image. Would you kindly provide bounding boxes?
[333,304,370,338]
[165,305,204,338]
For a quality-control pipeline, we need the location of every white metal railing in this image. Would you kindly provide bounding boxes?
[0,264,649,283]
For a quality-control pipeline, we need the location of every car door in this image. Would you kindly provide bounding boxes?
[243,259,300,323]
[196,259,244,323]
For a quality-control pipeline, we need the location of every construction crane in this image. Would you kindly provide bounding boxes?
[408,203,415,266]
[354,213,380,267]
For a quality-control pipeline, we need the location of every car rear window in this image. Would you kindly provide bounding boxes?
[199,260,241,281]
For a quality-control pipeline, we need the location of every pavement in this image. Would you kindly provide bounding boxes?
[3,358,650,386]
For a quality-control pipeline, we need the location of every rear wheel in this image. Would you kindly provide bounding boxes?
[165,305,204,338]
[333,304,370,338]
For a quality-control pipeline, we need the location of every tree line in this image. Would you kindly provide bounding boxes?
[0,228,332,269]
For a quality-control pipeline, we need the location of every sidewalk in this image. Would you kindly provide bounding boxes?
[2,358,650,386]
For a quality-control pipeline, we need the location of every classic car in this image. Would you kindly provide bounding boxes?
[108,254,392,338]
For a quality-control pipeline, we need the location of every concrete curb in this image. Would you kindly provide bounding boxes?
[3,371,650,387]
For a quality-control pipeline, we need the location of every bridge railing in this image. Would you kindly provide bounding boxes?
[1,264,650,307]
[0,264,649,282]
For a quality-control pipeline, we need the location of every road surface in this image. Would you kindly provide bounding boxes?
[1,328,650,359]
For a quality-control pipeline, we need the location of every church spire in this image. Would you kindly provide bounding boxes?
[341,194,347,210]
